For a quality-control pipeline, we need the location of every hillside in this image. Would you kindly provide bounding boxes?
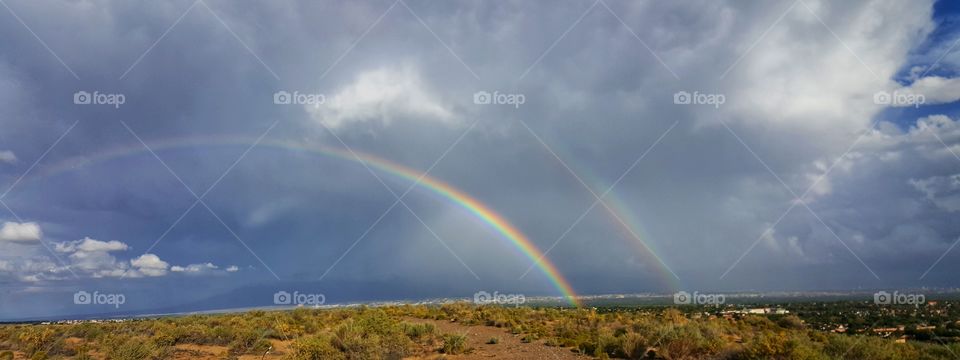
[2,303,959,359]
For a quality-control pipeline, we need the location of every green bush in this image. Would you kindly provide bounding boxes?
[776,315,806,330]
[287,335,344,360]
[330,321,387,359]
[227,328,268,355]
[106,337,155,360]
[441,333,468,355]
[2,303,960,360]
[402,322,435,340]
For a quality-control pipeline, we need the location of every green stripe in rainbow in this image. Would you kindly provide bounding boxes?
[23,136,582,306]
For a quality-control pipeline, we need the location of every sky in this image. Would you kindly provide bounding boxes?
[2,0,960,319]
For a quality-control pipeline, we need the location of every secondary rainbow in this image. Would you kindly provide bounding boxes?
[550,147,682,292]
[24,135,582,306]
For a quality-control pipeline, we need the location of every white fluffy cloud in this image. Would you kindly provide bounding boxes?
[56,237,130,277]
[171,262,239,276]
[0,150,16,164]
[893,76,960,106]
[758,114,960,267]
[0,222,42,243]
[55,237,128,253]
[716,0,932,135]
[171,262,215,273]
[130,254,170,277]
[307,66,455,129]
[0,234,230,281]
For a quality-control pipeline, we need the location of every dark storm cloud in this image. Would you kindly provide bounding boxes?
[1,0,959,319]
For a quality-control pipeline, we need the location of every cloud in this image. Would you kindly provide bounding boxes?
[130,254,169,277]
[0,235,228,281]
[171,263,215,273]
[893,76,960,106]
[911,174,960,212]
[0,150,16,164]
[55,237,130,277]
[3,0,960,317]
[306,66,455,129]
[55,237,128,253]
[715,0,932,133]
[170,262,237,276]
[759,114,960,269]
[0,222,42,243]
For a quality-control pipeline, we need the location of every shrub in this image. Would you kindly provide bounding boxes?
[621,333,650,359]
[402,322,435,341]
[107,337,154,360]
[330,321,385,359]
[777,315,806,330]
[17,327,56,355]
[287,335,343,360]
[227,328,268,355]
[441,334,468,355]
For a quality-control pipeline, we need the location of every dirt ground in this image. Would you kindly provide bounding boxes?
[402,317,587,360]
[163,317,587,359]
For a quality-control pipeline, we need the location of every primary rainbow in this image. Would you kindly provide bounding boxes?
[25,135,582,307]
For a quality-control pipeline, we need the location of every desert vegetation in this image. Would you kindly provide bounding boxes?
[0,304,958,359]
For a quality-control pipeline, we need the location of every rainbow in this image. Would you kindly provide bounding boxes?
[23,135,582,306]
[551,148,681,292]
[599,190,681,290]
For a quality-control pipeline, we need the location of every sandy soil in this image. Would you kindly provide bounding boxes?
[402,317,587,360]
